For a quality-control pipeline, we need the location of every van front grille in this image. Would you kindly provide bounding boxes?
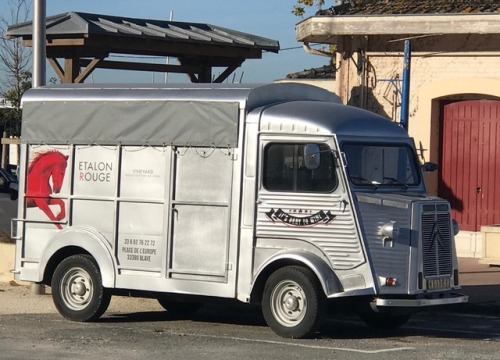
[421,205,453,278]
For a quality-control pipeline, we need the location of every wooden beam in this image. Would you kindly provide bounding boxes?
[198,65,212,83]
[83,35,263,59]
[47,57,65,82]
[23,38,87,47]
[74,57,104,83]
[213,64,241,83]
[1,138,20,145]
[186,73,199,83]
[79,58,202,74]
[63,57,80,83]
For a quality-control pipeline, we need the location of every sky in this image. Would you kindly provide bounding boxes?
[2,0,329,84]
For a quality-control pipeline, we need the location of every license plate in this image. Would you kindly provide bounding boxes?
[427,277,451,290]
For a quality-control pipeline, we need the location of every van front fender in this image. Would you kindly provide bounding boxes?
[253,250,343,297]
[39,226,115,288]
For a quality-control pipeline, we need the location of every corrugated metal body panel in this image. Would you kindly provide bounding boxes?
[256,192,364,270]
[440,100,500,231]
[355,194,412,294]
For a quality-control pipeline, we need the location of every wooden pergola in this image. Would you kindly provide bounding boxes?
[7,12,280,83]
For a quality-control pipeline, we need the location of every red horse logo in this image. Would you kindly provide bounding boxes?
[26,150,69,229]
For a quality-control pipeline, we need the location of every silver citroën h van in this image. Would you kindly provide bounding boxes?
[13,83,467,338]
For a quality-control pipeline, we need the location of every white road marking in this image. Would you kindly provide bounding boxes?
[166,331,415,354]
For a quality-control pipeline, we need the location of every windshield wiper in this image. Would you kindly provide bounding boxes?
[350,176,379,190]
[382,177,409,190]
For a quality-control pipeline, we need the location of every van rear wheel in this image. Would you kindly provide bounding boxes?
[51,254,111,322]
[262,266,325,338]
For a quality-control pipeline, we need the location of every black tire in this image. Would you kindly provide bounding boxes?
[157,298,203,315]
[51,254,111,322]
[358,310,411,330]
[262,266,325,338]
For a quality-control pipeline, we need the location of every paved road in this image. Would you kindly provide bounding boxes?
[0,293,499,360]
[1,198,499,359]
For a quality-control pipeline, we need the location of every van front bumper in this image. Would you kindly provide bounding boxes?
[375,293,468,307]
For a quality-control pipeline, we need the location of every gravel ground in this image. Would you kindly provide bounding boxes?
[0,280,164,315]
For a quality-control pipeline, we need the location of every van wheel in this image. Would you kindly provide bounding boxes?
[262,266,325,338]
[358,310,411,330]
[51,254,111,322]
[157,298,203,315]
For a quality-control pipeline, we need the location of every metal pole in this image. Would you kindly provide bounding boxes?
[33,0,46,88]
[400,40,411,131]
[31,0,46,296]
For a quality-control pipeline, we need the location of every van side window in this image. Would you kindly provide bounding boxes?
[263,143,336,192]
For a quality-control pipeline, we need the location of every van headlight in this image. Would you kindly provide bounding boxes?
[380,221,398,247]
[381,221,396,240]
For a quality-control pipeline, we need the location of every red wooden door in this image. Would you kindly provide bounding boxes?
[439,100,500,231]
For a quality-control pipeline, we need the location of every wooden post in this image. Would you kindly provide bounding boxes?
[1,131,7,168]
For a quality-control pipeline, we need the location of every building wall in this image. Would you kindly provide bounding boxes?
[363,53,500,187]
[296,16,500,257]
[285,48,500,196]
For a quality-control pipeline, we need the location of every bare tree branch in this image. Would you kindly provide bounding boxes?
[0,0,32,100]
[0,0,32,136]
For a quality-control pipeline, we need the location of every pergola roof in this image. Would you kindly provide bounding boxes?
[7,11,280,83]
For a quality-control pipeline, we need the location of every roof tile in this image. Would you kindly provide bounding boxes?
[317,0,500,15]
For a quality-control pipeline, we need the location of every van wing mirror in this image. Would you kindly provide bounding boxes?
[422,162,439,172]
[304,144,320,170]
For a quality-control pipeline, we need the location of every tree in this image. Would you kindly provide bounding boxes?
[292,0,326,17]
[0,0,32,137]
[293,0,339,66]
[1,70,31,135]
[293,0,357,17]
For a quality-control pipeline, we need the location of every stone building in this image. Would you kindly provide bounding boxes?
[296,0,500,257]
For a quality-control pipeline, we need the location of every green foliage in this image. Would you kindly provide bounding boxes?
[4,70,31,109]
[1,71,31,137]
[0,107,22,136]
[293,0,325,16]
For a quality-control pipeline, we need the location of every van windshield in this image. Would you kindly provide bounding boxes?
[342,142,420,188]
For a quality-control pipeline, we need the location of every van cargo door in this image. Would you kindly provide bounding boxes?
[169,146,233,282]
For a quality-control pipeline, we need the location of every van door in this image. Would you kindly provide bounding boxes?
[169,146,234,283]
[255,138,366,271]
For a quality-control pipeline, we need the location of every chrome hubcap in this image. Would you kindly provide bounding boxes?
[60,267,93,311]
[270,280,307,327]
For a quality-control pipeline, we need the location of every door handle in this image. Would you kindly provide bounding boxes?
[476,186,481,194]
